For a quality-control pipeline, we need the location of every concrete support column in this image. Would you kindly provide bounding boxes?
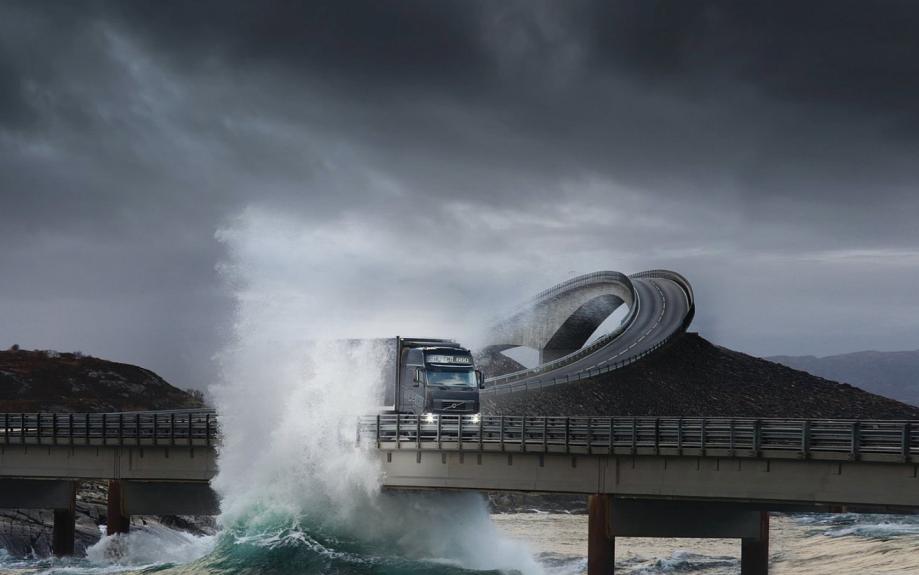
[588,494,614,575]
[51,481,77,556]
[106,480,130,535]
[740,512,769,575]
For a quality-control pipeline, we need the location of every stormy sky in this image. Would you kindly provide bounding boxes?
[2,1,919,389]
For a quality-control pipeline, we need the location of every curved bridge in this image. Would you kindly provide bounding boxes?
[482,270,694,392]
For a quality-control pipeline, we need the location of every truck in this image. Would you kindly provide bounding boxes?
[380,336,484,415]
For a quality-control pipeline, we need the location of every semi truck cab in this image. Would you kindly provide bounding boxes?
[395,337,484,415]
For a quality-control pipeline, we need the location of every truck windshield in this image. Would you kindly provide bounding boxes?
[425,368,477,388]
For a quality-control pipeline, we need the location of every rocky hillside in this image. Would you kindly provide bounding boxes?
[769,349,919,407]
[484,333,919,419]
[0,348,203,412]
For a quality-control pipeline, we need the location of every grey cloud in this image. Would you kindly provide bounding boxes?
[1,1,919,387]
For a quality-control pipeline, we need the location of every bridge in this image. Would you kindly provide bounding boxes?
[3,410,918,574]
[0,410,218,555]
[482,270,695,393]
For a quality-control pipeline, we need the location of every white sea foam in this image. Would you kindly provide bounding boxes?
[208,207,545,573]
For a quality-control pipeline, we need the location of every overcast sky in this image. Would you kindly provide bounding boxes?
[2,1,919,389]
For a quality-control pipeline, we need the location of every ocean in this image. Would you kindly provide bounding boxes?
[2,508,919,574]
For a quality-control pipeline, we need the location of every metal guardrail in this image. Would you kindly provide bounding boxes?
[483,270,694,393]
[360,414,919,462]
[0,410,218,447]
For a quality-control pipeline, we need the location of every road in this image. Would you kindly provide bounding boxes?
[485,273,693,389]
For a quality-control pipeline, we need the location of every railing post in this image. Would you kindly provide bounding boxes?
[417,415,422,450]
[170,413,175,446]
[700,417,706,456]
[376,414,381,449]
[499,415,505,452]
[437,415,442,451]
[729,418,735,457]
[52,413,57,445]
[135,413,140,446]
[802,420,810,459]
[903,422,912,462]
[395,414,401,449]
[478,415,483,451]
[543,417,548,453]
[119,413,124,446]
[608,418,614,455]
[458,415,463,452]
[69,414,74,446]
[564,417,570,454]
[153,413,159,447]
[521,417,527,453]
[677,417,683,455]
[187,413,193,447]
[101,413,106,446]
[4,413,8,445]
[631,418,637,455]
[205,413,211,448]
[654,418,660,455]
[753,419,761,456]
[851,421,860,460]
[36,413,42,446]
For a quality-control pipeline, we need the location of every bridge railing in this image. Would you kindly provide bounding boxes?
[359,414,919,462]
[0,410,218,447]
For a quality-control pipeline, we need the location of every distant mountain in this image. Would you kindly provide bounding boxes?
[0,347,204,412]
[768,350,919,407]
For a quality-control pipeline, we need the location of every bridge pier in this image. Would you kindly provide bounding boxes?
[588,497,770,574]
[52,491,77,556]
[741,512,770,575]
[588,494,614,575]
[106,480,130,535]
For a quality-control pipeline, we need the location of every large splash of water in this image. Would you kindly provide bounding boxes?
[201,208,543,573]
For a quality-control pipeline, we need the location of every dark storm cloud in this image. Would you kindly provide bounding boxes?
[2,0,919,387]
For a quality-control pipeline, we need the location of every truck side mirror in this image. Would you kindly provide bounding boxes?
[413,367,423,387]
[476,369,485,389]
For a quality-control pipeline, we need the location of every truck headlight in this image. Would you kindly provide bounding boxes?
[471,414,480,424]
[424,413,435,424]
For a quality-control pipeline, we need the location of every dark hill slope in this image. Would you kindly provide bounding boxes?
[0,349,203,412]
[484,333,919,418]
[769,350,919,407]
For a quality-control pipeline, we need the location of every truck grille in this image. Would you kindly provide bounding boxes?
[437,400,472,413]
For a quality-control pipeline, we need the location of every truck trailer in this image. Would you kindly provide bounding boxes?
[381,336,484,415]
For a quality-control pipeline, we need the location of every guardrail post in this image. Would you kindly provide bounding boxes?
[608,418,614,455]
[851,421,860,461]
[753,419,761,456]
[677,418,683,455]
[187,413,193,447]
[542,417,548,452]
[437,415,442,451]
[631,418,637,455]
[417,416,422,450]
[4,413,8,445]
[654,418,660,455]
[802,420,810,459]
[52,413,57,445]
[101,413,106,446]
[478,415,483,452]
[521,417,527,453]
[458,415,463,452]
[903,422,911,462]
[205,413,211,448]
[170,413,175,447]
[36,413,42,446]
[700,417,706,456]
[119,413,124,446]
[395,415,401,449]
[68,414,74,446]
[376,414,381,449]
[499,416,505,452]
[564,418,570,454]
[729,419,735,457]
